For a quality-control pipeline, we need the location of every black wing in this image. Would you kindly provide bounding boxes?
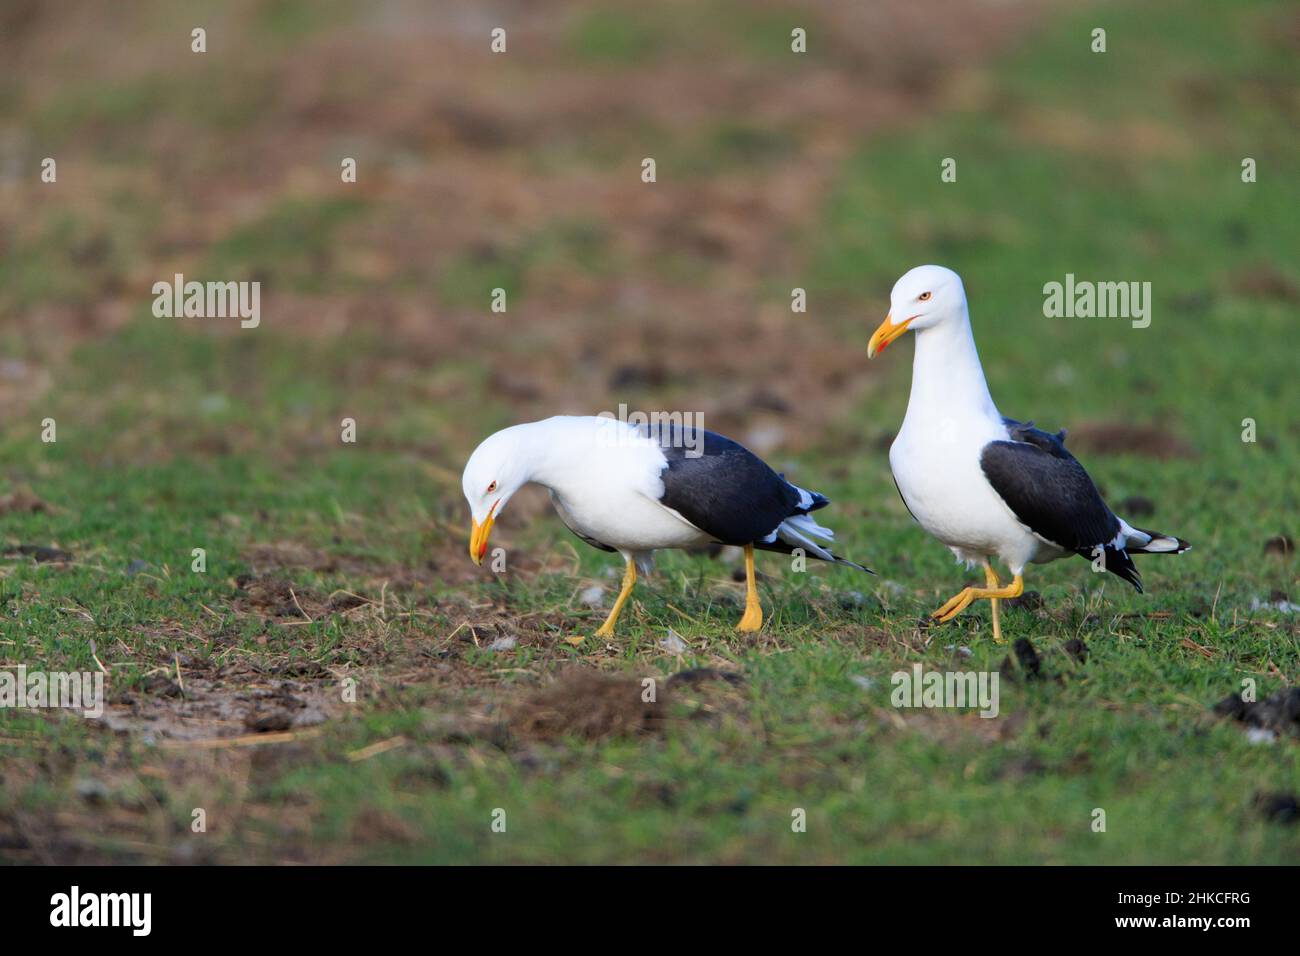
[981,424,1142,591]
[1001,416,1068,450]
[642,424,819,546]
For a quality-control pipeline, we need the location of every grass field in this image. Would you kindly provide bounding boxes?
[1,0,1297,863]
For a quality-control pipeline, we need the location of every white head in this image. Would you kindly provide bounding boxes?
[867,265,968,357]
[462,425,533,565]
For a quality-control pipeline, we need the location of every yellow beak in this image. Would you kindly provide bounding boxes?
[867,313,912,358]
[469,502,498,566]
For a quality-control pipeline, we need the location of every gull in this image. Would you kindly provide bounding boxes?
[462,416,871,636]
[867,265,1189,641]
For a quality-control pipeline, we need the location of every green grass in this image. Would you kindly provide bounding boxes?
[567,2,824,66]
[203,197,371,294]
[568,8,670,64]
[435,218,615,308]
[1,0,1297,864]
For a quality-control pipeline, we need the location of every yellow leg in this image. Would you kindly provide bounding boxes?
[736,544,763,632]
[595,559,636,637]
[985,563,1004,644]
[932,573,1024,624]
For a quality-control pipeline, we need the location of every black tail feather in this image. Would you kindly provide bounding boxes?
[1076,545,1143,593]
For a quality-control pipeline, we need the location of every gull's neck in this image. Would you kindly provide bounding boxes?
[904,310,1000,425]
[513,416,606,491]
[511,418,572,490]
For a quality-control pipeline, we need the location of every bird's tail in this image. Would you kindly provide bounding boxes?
[1075,524,1190,593]
[1125,525,1192,555]
[759,513,874,573]
[783,479,830,516]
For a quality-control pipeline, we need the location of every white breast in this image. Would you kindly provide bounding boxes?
[890,413,1045,570]
[883,304,1074,574]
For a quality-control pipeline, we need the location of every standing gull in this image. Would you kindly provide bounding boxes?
[867,265,1189,642]
[462,415,871,636]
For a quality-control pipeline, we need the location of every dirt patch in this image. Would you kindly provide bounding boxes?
[0,485,52,514]
[1063,638,1089,664]
[1230,265,1300,303]
[3,543,74,563]
[229,570,417,628]
[1255,792,1299,824]
[1115,495,1156,519]
[668,667,745,688]
[244,536,478,591]
[232,573,330,620]
[1067,422,1196,460]
[1263,535,1294,558]
[104,676,338,743]
[1001,637,1045,681]
[348,806,421,845]
[508,669,670,741]
[244,542,342,575]
[999,636,1086,684]
[1005,590,1045,611]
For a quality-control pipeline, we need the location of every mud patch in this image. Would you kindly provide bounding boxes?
[1255,792,1299,823]
[1263,535,1294,558]
[1067,422,1196,460]
[1005,590,1045,612]
[3,544,74,563]
[508,669,670,741]
[1115,495,1155,519]
[232,573,330,620]
[668,667,745,688]
[0,485,52,514]
[105,676,338,743]
[244,539,463,592]
[1230,265,1300,303]
[1001,638,1044,681]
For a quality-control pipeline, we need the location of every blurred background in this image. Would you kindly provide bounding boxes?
[0,0,1075,460]
[1,0,1294,476]
[0,0,1297,863]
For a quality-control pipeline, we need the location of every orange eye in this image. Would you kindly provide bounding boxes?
[919,291,932,301]
[486,480,498,494]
